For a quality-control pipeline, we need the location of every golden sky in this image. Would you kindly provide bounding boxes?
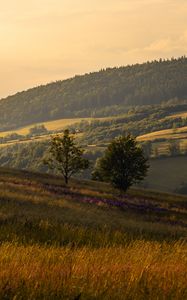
[0,0,187,98]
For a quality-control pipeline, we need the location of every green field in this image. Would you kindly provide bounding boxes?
[0,168,187,299]
[142,156,187,193]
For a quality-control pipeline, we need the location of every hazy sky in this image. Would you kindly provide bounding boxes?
[0,0,187,98]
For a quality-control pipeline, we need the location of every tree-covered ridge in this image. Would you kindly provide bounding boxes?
[0,57,187,131]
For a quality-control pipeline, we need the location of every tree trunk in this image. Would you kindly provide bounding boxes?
[64,175,68,185]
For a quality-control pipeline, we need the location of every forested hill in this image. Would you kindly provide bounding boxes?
[0,57,187,131]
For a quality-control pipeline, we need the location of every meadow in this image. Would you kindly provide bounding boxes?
[0,168,187,299]
[142,156,187,193]
[0,118,93,138]
[0,116,113,138]
[167,111,187,119]
[138,126,187,142]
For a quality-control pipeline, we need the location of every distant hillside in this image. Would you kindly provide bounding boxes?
[0,57,187,131]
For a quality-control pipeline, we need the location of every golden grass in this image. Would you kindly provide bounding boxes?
[0,118,92,138]
[0,116,114,138]
[167,111,187,119]
[0,131,83,148]
[137,126,187,142]
[0,241,186,299]
[0,168,187,299]
[42,118,92,131]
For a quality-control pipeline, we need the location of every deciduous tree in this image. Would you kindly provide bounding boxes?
[47,130,89,184]
[92,135,149,192]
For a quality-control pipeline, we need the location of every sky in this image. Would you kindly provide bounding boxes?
[0,0,187,98]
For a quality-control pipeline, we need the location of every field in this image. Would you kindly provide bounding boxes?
[0,118,93,138]
[0,117,92,148]
[138,126,187,156]
[167,111,187,119]
[151,139,187,154]
[142,156,187,193]
[0,168,187,299]
[137,126,187,155]
[138,126,187,142]
[0,116,115,139]
[0,117,110,148]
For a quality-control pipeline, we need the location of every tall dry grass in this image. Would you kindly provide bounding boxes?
[0,169,187,299]
[0,241,186,299]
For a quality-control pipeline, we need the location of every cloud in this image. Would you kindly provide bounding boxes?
[145,32,187,54]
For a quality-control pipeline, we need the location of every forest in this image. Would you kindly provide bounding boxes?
[0,57,186,131]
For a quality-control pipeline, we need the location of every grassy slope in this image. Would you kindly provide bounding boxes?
[0,168,187,299]
[168,111,187,119]
[142,156,187,193]
[0,117,93,138]
[138,125,187,141]
[0,116,110,148]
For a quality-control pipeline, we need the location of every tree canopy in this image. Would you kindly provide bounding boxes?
[46,130,89,184]
[92,135,149,191]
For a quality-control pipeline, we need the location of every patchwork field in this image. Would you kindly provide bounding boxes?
[0,118,92,138]
[0,168,187,299]
[138,126,187,142]
[167,111,187,119]
[149,139,187,157]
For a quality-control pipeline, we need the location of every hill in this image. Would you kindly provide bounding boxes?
[0,168,187,299]
[0,57,187,131]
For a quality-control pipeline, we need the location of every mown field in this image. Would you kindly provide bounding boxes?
[167,111,187,119]
[138,126,187,142]
[0,118,92,138]
[0,116,115,138]
[0,168,187,299]
[0,117,109,148]
[138,125,187,156]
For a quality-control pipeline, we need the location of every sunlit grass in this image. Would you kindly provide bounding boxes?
[0,116,112,138]
[138,126,187,142]
[0,168,187,299]
[0,241,186,299]
[166,111,187,119]
[0,118,91,137]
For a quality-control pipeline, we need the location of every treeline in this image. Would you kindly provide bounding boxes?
[0,142,49,172]
[141,139,187,158]
[0,57,186,130]
[0,141,100,175]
